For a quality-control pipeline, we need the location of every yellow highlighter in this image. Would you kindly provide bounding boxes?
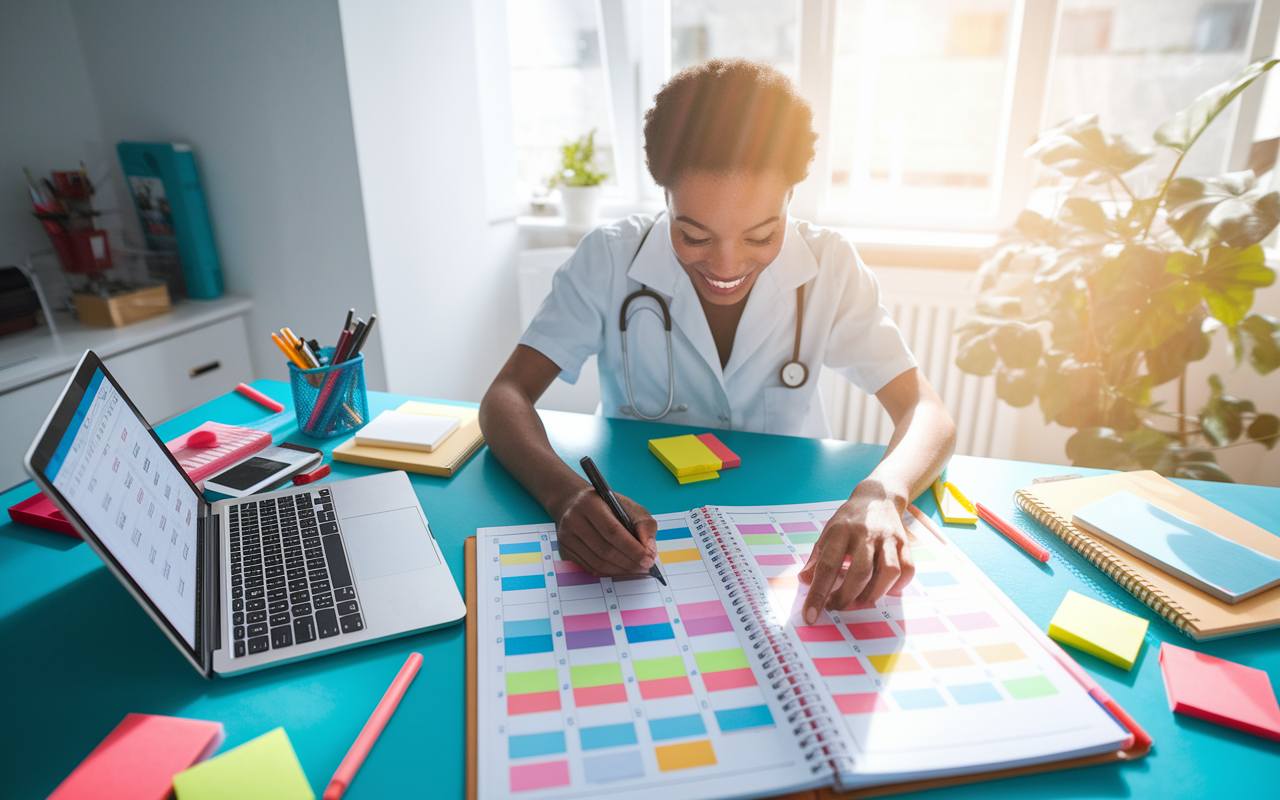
[932,468,978,525]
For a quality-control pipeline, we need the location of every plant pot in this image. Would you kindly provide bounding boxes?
[559,185,602,227]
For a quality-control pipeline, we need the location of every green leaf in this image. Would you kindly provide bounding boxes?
[1155,60,1280,153]
[1237,313,1280,374]
[1014,210,1050,240]
[1248,414,1280,449]
[1126,426,1176,470]
[1094,245,1202,354]
[996,365,1043,407]
[1168,244,1275,328]
[1174,460,1235,482]
[1200,397,1243,446]
[992,322,1043,369]
[1164,171,1280,250]
[1145,314,1211,385]
[955,330,998,376]
[1025,114,1151,178]
[1064,427,1133,470]
[1060,197,1111,234]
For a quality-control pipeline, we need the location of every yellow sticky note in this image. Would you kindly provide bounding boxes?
[173,728,314,800]
[677,470,719,484]
[932,474,977,525]
[1048,590,1149,671]
[649,435,721,478]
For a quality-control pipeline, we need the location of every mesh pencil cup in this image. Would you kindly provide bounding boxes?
[289,350,368,438]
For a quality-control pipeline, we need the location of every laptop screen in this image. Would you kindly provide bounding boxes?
[42,366,202,647]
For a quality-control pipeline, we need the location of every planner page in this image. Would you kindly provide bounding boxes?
[475,513,830,800]
[708,501,1131,787]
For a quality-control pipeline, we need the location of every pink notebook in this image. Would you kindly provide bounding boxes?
[165,422,271,485]
[48,713,225,800]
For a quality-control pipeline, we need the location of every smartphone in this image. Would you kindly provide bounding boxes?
[202,443,324,500]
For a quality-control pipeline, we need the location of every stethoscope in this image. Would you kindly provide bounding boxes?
[619,214,809,421]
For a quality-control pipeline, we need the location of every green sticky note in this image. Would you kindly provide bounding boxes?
[1048,590,1149,671]
[173,728,313,800]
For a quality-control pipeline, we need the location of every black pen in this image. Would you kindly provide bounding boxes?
[580,456,666,586]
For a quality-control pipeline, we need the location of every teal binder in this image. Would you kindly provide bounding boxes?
[117,142,224,299]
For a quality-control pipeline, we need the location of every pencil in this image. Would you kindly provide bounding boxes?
[323,652,423,800]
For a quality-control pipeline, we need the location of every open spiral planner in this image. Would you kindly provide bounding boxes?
[470,502,1144,800]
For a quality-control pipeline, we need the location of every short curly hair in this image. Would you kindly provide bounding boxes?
[643,58,818,188]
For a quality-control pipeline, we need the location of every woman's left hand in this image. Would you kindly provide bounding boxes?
[797,480,915,624]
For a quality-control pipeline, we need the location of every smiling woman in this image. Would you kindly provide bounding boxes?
[479,58,957,622]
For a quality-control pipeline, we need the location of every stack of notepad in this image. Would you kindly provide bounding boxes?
[647,433,740,484]
[355,410,460,452]
[333,401,486,478]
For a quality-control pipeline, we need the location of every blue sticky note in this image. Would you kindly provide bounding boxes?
[1073,491,1280,603]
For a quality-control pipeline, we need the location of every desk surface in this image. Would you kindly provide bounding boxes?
[3,382,1278,799]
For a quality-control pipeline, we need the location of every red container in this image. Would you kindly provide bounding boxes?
[43,224,112,273]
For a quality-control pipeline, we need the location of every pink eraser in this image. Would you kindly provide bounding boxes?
[187,430,218,448]
[696,433,740,469]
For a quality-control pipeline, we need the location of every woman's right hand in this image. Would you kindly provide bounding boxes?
[552,486,658,577]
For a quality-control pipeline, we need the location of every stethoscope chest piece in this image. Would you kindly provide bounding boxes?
[780,360,808,388]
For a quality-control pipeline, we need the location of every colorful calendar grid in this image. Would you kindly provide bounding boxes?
[719,502,1094,766]
[478,517,821,800]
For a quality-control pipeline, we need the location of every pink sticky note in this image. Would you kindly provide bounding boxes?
[1160,642,1280,741]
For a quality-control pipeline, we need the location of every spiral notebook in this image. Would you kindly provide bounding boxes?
[1014,470,1280,640]
[470,501,1145,800]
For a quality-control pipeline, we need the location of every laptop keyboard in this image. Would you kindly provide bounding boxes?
[227,486,364,658]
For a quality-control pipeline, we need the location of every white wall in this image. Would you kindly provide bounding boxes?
[64,0,387,389]
[338,0,522,402]
[0,1,106,268]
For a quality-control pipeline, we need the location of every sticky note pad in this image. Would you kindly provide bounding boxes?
[1073,490,1280,604]
[677,470,719,485]
[649,435,721,480]
[1047,590,1148,670]
[173,728,313,800]
[1159,642,1280,741]
[695,433,740,468]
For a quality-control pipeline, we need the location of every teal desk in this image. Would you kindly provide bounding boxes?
[2,381,1277,798]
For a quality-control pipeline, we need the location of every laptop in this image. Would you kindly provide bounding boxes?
[24,350,465,677]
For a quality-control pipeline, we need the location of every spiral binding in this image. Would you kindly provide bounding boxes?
[692,507,854,777]
[1013,490,1197,637]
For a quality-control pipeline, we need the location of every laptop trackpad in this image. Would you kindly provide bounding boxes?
[342,507,441,580]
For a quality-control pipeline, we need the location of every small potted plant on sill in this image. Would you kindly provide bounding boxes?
[955,59,1280,481]
[549,129,608,227]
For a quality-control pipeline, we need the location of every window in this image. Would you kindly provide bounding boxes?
[825,0,1018,219]
[504,0,1280,231]
[671,0,800,79]
[507,0,617,200]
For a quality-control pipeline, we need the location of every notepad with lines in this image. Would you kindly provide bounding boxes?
[473,501,1138,800]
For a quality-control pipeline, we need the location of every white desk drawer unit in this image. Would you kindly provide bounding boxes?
[0,296,254,491]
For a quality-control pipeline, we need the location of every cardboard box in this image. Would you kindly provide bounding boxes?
[73,284,171,327]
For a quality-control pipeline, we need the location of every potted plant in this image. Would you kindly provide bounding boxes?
[549,129,608,226]
[955,59,1280,481]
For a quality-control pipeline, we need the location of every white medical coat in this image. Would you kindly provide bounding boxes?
[519,214,916,437]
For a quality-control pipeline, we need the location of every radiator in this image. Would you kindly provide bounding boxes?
[818,266,1016,459]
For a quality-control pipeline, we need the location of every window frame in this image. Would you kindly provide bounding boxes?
[514,0,1280,234]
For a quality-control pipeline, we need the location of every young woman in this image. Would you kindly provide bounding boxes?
[480,59,956,624]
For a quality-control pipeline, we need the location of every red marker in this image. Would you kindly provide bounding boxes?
[235,382,284,413]
[323,652,422,800]
[974,502,1051,562]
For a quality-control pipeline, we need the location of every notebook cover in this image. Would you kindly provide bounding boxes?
[48,713,224,800]
[1015,471,1280,640]
[165,422,271,484]
[171,727,313,800]
[464,532,1146,800]
[333,402,484,477]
